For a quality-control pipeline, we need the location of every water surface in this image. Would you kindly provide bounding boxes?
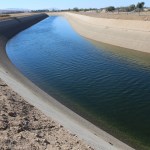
[6,16,150,149]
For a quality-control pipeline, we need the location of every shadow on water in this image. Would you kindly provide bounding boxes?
[89,39,150,70]
[6,16,150,150]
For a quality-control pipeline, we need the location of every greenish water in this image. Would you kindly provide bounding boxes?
[6,16,150,149]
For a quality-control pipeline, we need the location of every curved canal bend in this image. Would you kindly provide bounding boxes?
[6,16,150,149]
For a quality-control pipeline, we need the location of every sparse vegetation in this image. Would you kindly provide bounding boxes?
[105,2,145,13]
[0,14,10,17]
[106,6,115,12]
[73,7,79,12]
[57,1,148,15]
[137,2,145,10]
[136,2,145,15]
[31,9,50,13]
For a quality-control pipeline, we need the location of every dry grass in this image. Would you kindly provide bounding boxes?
[0,13,36,21]
[75,11,150,21]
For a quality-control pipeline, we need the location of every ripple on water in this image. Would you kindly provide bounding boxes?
[6,16,150,149]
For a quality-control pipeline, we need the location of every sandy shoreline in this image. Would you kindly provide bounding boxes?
[64,12,150,53]
[0,14,135,149]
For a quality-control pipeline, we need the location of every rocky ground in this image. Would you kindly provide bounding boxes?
[0,78,94,150]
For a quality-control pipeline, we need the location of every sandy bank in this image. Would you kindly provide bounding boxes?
[64,13,150,53]
[0,15,134,149]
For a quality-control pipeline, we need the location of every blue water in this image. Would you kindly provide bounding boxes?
[6,16,150,149]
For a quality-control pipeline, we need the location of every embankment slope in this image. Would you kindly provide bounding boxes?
[64,13,150,53]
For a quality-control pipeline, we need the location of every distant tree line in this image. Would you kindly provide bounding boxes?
[106,2,145,12]
[31,9,50,13]
[30,2,147,14]
[31,9,62,13]
[67,2,146,13]
[73,7,98,12]
[60,7,98,12]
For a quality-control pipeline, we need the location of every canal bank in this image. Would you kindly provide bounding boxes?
[64,12,150,53]
[0,14,134,150]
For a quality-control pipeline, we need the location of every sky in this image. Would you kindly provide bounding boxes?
[0,0,150,10]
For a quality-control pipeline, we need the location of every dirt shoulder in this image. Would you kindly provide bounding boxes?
[0,78,93,150]
[0,13,40,21]
[74,11,150,21]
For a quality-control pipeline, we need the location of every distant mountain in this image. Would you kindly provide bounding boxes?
[6,8,30,11]
[0,8,31,14]
[31,8,60,12]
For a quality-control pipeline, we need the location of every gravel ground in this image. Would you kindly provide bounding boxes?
[0,78,94,150]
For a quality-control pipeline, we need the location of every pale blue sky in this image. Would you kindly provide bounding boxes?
[0,0,149,10]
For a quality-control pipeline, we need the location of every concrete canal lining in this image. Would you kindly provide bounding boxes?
[0,13,134,150]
